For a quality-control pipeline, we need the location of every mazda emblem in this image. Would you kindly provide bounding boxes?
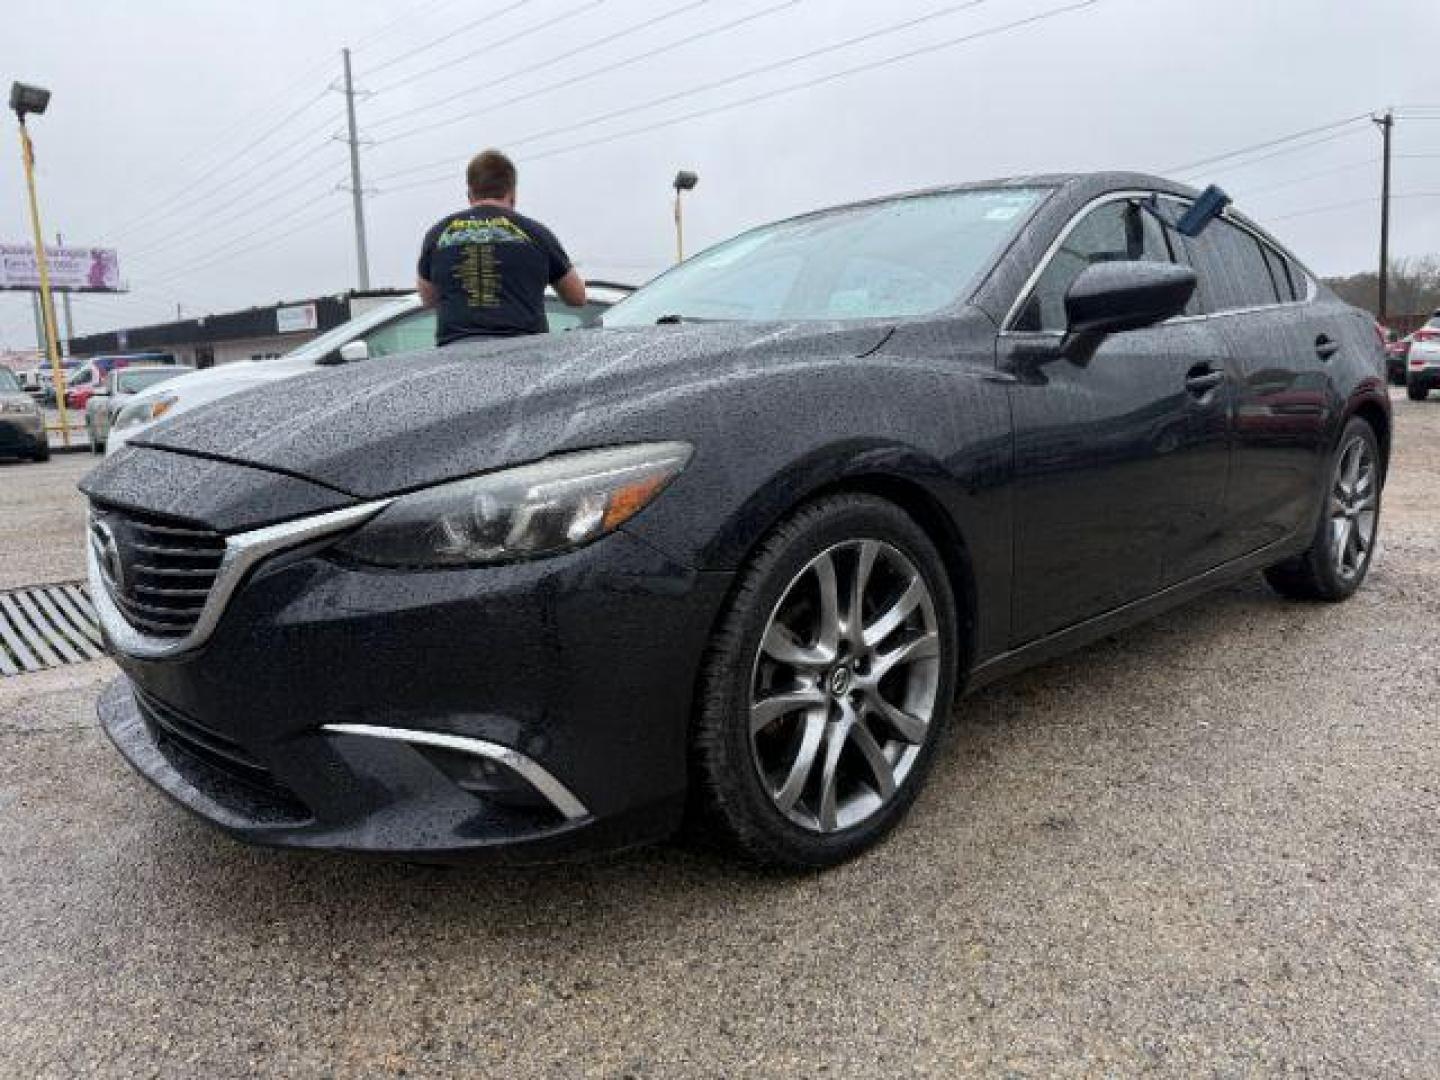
[93,519,126,596]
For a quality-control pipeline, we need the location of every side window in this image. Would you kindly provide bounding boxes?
[1259,241,1297,302]
[1188,218,1280,312]
[363,310,438,359]
[1287,258,1312,301]
[1014,200,1171,332]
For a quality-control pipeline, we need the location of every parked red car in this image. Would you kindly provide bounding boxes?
[64,353,178,410]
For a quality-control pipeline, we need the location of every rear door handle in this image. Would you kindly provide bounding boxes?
[1315,335,1340,360]
[1185,366,1225,395]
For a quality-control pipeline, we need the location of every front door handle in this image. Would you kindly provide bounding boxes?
[1185,366,1225,395]
[1315,335,1340,360]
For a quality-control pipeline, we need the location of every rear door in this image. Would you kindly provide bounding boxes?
[1000,194,1233,642]
[1179,216,1333,561]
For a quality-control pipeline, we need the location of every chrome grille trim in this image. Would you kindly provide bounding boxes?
[88,500,392,660]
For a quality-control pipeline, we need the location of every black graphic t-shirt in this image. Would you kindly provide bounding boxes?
[417,205,573,345]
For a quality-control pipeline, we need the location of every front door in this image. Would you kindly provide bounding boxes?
[1001,197,1232,643]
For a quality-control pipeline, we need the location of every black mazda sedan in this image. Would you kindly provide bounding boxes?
[83,172,1390,868]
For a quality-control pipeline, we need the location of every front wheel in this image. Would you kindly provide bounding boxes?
[691,493,959,869]
[1264,418,1381,602]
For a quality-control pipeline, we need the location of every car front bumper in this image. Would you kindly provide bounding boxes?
[95,527,733,863]
[0,413,45,455]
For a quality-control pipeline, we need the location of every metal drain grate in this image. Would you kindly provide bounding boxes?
[0,582,105,676]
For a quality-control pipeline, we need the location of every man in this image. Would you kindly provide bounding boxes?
[417,150,586,345]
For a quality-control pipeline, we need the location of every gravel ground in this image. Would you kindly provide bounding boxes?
[1,396,1436,1077]
[0,451,94,590]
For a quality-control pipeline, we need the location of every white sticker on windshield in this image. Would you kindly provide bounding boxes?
[984,205,1024,221]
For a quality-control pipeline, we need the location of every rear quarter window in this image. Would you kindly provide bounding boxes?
[1188,217,1281,312]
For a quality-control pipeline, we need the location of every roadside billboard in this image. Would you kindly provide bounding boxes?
[0,243,123,292]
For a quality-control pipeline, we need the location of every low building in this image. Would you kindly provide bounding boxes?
[67,289,410,368]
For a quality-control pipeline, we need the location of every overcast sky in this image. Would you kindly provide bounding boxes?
[2,0,1438,350]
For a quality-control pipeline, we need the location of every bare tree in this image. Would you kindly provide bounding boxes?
[1323,256,1440,330]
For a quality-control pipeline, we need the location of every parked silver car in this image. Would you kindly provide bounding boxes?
[85,364,195,452]
[0,366,47,462]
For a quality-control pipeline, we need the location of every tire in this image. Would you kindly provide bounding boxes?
[1407,384,1428,402]
[32,441,50,463]
[1264,417,1381,602]
[691,492,960,869]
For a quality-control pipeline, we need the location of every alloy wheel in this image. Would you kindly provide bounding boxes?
[748,539,941,833]
[1330,435,1378,581]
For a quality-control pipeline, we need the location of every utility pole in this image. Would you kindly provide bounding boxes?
[55,231,73,355]
[341,48,371,291]
[31,292,48,356]
[1375,110,1393,323]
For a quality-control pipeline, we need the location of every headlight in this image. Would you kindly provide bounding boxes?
[112,393,178,432]
[335,442,692,567]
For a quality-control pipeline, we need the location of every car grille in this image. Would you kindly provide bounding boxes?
[89,507,226,637]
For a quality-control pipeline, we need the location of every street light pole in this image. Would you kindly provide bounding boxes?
[11,82,69,446]
[673,170,699,263]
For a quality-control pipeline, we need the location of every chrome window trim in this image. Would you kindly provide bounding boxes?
[320,723,590,821]
[999,189,1317,336]
[88,500,392,660]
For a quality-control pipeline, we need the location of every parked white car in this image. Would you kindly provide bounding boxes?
[1406,310,1440,401]
[105,285,629,456]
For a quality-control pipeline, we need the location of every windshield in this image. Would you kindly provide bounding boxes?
[117,368,186,394]
[0,369,19,392]
[603,188,1048,327]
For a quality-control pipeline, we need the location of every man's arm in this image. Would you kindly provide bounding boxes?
[553,268,586,307]
[416,276,440,309]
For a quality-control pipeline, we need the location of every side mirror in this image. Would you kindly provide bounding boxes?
[1061,260,1197,362]
[318,340,369,366]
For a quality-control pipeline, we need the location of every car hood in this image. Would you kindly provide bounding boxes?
[129,321,893,498]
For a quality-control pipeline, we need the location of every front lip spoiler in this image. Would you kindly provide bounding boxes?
[321,723,590,821]
[88,500,392,660]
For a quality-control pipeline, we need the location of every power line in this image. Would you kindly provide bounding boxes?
[369,0,804,158]
[1166,113,1372,176]
[108,85,335,241]
[139,194,346,288]
[367,0,709,131]
[369,0,611,96]
[1235,157,1379,199]
[106,108,343,251]
[351,0,465,51]
[123,144,346,264]
[362,0,538,78]
[1264,192,1440,224]
[372,0,997,181]
[379,0,1104,195]
[1175,124,1370,182]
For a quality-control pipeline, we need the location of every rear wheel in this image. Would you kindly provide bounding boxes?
[1407,383,1428,401]
[692,493,959,869]
[1264,417,1380,602]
